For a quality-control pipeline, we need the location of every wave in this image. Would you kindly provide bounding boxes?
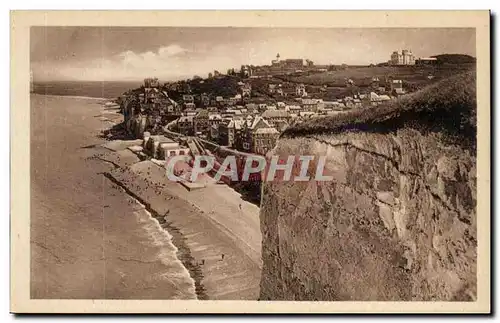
[133,201,197,299]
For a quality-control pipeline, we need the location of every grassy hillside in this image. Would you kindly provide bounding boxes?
[283,64,475,91]
[432,54,476,64]
[283,71,477,149]
[189,76,241,97]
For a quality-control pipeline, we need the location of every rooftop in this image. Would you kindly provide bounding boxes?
[282,71,476,149]
[254,127,279,135]
[262,109,291,118]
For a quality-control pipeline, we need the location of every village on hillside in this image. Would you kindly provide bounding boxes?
[26,20,482,306]
[117,51,475,157]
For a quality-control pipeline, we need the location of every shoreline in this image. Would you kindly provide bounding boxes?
[31,92,262,300]
[30,92,112,101]
[102,171,207,300]
[30,94,197,299]
[96,148,262,299]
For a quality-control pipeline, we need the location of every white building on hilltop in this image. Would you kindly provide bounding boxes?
[390,49,416,65]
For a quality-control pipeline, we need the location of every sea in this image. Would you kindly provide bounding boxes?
[30,92,197,299]
[32,81,142,99]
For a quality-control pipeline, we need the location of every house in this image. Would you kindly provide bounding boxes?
[240,83,252,97]
[296,84,307,97]
[177,115,194,135]
[144,77,160,88]
[282,87,296,97]
[208,114,223,128]
[301,98,319,112]
[201,93,211,106]
[209,124,219,142]
[390,49,416,65]
[285,105,302,113]
[317,107,333,115]
[252,127,280,155]
[371,76,380,89]
[261,109,292,126]
[184,102,196,110]
[144,135,175,159]
[217,119,231,146]
[389,79,405,95]
[158,139,190,159]
[246,103,257,111]
[193,109,210,136]
[185,110,197,117]
[141,89,181,117]
[182,94,195,104]
[219,118,244,147]
[258,103,268,111]
[236,116,279,155]
[394,88,405,96]
[366,92,392,106]
[321,101,343,110]
[223,109,243,117]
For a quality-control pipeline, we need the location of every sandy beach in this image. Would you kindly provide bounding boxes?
[30,94,262,300]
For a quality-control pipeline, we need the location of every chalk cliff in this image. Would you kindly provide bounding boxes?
[259,71,477,301]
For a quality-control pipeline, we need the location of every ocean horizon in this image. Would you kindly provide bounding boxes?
[32,80,142,99]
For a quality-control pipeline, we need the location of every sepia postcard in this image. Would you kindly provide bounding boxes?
[10,10,490,314]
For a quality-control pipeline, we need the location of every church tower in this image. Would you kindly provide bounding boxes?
[272,53,281,65]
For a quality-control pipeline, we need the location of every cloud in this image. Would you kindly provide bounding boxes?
[33,44,194,82]
[117,44,188,68]
[158,44,188,57]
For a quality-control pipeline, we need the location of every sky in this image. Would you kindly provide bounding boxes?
[30,27,476,82]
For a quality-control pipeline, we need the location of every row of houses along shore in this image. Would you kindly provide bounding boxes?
[119,57,412,157]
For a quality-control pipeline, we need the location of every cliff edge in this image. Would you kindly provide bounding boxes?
[259,71,477,301]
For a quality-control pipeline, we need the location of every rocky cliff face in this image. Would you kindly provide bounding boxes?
[259,71,477,301]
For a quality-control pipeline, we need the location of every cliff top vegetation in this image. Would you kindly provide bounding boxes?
[282,71,477,150]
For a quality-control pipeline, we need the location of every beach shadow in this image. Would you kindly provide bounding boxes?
[231,181,262,207]
[98,122,132,141]
[80,144,98,149]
